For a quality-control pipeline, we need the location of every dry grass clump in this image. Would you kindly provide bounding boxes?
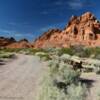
[37,54,87,100]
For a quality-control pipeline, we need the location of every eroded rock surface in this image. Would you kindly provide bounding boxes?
[0,37,32,48]
[33,12,100,48]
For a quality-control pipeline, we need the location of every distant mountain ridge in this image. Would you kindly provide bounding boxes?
[33,12,100,48]
[0,37,33,48]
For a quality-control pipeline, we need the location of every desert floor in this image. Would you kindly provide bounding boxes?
[0,54,44,100]
[0,54,100,100]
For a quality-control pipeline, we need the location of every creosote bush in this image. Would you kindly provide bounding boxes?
[37,54,87,100]
[35,52,51,61]
[58,48,73,56]
[67,83,87,100]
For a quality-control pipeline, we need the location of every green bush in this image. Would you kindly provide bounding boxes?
[58,48,73,56]
[48,60,59,77]
[37,69,86,100]
[37,75,68,100]
[60,67,80,85]
[67,83,87,100]
[94,66,100,74]
[0,52,15,59]
[35,52,51,61]
[97,90,100,100]
[48,57,80,84]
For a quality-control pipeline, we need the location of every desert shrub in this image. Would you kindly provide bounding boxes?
[97,90,100,100]
[73,47,92,58]
[37,67,86,100]
[58,48,73,56]
[94,47,100,59]
[67,83,87,100]
[94,65,100,74]
[69,46,100,58]
[57,63,80,85]
[83,47,100,58]
[94,68,100,74]
[48,59,80,85]
[95,54,100,60]
[71,45,84,53]
[0,53,15,59]
[60,54,71,62]
[37,74,68,100]
[43,48,56,53]
[84,48,94,58]
[36,47,88,100]
[1,48,22,53]
[60,67,80,85]
[38,81,86,100]
[0,48,48,55]
[48,60,60,77]
[35,52,51,61]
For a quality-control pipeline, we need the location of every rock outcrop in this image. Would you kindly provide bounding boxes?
[0,37,32,48]
[7,39,33,48]
[33,12,100,48]
[0,37,16,47]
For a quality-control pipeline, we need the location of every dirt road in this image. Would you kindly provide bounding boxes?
[0,54,44,100]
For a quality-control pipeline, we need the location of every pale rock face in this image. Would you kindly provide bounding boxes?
[33,12,100,48]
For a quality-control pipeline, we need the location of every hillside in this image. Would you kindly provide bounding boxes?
[0,37,33,48]
[33,12,100,48]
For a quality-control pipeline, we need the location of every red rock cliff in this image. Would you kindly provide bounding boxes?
[33,12,100,48]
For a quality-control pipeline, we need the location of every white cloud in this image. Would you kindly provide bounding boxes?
[68,0,83,9]
[67,0,94,10]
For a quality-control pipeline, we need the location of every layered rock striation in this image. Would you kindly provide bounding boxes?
[33,12,100,48]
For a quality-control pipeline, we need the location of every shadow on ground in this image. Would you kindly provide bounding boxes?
[0,60,5,65]
[79,78,95,88]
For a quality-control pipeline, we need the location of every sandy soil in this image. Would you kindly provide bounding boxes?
[0,54,44,100]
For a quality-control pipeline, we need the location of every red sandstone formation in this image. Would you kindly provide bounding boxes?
[33,12,100,48]
[0,37,32,48]
[0,37,16,47]
[6,39,33,48]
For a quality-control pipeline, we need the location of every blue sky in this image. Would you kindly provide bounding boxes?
[0,0,99,41]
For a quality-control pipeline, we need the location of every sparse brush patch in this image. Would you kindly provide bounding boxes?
[0,48,49,55]
[97,91,100,100]
[67,83,87,100]
[0,52,15,59]
[37,74,68,100]
[37,54,87,100]
[35,52,51,61]
[59,67,80,85]
[94,66,100,74]
[37,66,86,100]
[58,48,74,56]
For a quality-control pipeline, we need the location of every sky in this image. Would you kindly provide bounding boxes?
[0,0,100,41]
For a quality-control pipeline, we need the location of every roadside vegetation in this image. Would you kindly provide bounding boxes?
[0,46,100,99]
[0,50,15,59]
[37,52,87,100]
[34,46,100,100]
[1,46,100,59]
